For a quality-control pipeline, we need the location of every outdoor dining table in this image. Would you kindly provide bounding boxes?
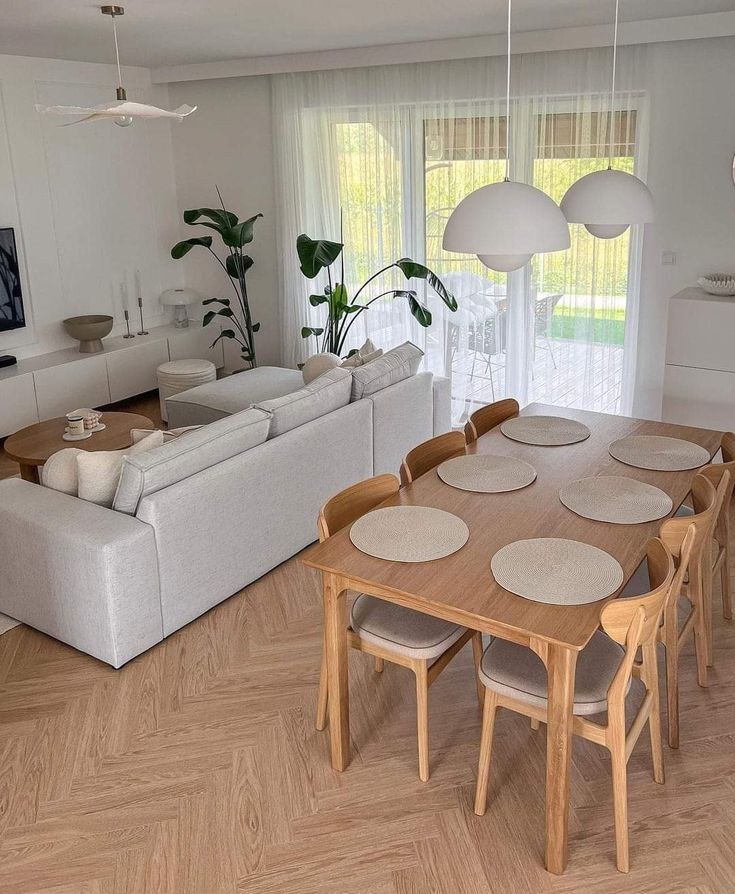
[302,402,722,873]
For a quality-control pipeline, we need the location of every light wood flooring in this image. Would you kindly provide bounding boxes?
[0,396,734,892]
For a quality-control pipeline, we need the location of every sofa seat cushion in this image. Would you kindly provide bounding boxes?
[350,341,423,401]
[254,366,352,438]
[166,367,304,427]
[113,407,271,515]
[350,593,466,661]
[479,632,628,716]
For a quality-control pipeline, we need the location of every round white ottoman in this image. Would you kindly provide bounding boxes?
[157,359,216,423]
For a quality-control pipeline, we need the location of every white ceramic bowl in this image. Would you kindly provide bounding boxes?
[697,274,735,296]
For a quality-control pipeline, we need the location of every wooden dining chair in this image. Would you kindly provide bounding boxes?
[464,398,519,444]
[624,473,722,747]
[400,429,466,486]
[672,468,731,672]
[474,535,689,873]
[315,473,482,781]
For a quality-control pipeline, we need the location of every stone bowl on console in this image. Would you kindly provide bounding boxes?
[63,314,114,353]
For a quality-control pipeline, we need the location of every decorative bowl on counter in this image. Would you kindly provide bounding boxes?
[63,314,114,353]
[697,274,735,296]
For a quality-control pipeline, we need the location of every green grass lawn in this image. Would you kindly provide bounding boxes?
[549,306,626,346]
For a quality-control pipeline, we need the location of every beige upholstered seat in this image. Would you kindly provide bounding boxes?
[478,632,628,716]
[350,594,465,660]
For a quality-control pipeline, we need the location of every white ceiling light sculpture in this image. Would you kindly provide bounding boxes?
[35,6,196,128]
[560,0,653,238]
[442,0,569,272]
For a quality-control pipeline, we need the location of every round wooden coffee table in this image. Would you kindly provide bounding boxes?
[4,412,155,483]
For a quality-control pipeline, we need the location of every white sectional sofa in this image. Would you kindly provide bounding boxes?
[0,363,451,668]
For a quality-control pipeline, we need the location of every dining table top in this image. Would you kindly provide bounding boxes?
[302,403,723,652]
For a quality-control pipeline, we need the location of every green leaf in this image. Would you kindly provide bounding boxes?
[222,214,262,248]
[217,307,235,317]
[251,322,261,332]
[309,293,329,307]
[202,297,230,306]
[332,283,349,307]
[210,328,236,348]
[171,236,213,259]
[407,295,432,327]
[395,258,457,311]
[202,310,217,326]
[296,234,343,278]
[343,304,364,313]
[183,208,239,230]
[301,326,324,339]
[225,254,254,279]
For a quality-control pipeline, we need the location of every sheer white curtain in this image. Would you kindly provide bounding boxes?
[273,47,648,423]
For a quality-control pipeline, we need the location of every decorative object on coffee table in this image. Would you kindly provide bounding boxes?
[157,359,216,423]
[4,411,153,484]
[63,314,114,353]
[160,288,201,328]
[171,189,263,368]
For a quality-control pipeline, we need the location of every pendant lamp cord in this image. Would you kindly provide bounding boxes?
[608,0,619,170]
[110,11,124,91]
[504,0,512,181]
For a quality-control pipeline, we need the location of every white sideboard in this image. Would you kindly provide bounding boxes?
[0,323,224,437]
[662,287,735,431]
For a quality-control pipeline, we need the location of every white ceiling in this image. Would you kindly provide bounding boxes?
[0,1,733,68]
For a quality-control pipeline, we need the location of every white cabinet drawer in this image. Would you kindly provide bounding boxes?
[106,337,169,403]
[662,364,735,431]
[0,373,39,437]
[168,325,224,368]
[34,355,110,420]
[666,297,735,372]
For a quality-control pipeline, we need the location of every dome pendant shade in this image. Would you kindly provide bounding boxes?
[442,180,570,272]
[561,168,654,239]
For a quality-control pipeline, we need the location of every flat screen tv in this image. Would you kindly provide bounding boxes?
[0,227,25,333]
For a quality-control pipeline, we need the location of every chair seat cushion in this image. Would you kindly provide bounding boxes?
[478,632,625,716]
[350,594,466,660]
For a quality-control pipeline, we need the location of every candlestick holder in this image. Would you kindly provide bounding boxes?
[137,297,148,336]
[123,309,135,338]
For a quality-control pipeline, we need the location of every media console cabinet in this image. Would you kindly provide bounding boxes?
[0,322,224,438]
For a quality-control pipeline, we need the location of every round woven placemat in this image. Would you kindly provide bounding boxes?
[500,415,591,446]
[559,476,673,524]
[437,454,537,493]
[350,506,469,563]
[490,538,624,605]
[608,435,710,471]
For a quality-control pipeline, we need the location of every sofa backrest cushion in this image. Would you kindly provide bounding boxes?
[254,366,352,438]
[113,407,271,515]
[350,341,423,401]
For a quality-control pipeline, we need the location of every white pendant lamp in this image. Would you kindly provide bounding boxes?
[36,7,196,127]
[442,0,569,272]
[560,0,653,238]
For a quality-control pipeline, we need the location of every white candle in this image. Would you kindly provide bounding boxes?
[120,279,129,310]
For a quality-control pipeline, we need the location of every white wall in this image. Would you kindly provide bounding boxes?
[0,54,183,361]
[633,36,735,419]
[167,77,280,367]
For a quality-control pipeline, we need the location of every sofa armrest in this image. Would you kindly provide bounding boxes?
[0,479,163,668]
[432,375,452,435]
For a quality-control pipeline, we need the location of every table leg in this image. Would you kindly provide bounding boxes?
[19,464,40,484]
[324,573,350,771]
[544,642,577,875]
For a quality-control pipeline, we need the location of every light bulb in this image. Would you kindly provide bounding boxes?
[114,116,133,128]
[478,253,532,273]
[584,223,629,239]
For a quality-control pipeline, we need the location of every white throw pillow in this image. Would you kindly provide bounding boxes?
[41,447,84,495]
[76,430,164,507]
[340,338,383,368]
[302,352,341,385]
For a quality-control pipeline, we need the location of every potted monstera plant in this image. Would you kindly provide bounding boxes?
[297,234,457,358]
[171,190,262,368]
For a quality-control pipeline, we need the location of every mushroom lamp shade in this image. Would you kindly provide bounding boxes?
[159,288,201,328]
[442,180,571,272]
[561,168,655,239]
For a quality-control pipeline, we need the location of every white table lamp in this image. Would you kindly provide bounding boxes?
[159,288,201,328]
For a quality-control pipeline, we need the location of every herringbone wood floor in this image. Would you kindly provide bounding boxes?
[1,395,733,892]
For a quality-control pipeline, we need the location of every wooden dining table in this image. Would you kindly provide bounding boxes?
[302,403,722,874]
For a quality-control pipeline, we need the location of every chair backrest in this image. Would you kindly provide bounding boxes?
[659,473,719,566]
[318,473,400,541]
[700,433,734,546]
[464,398,520,444]
[400,430,466,486]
